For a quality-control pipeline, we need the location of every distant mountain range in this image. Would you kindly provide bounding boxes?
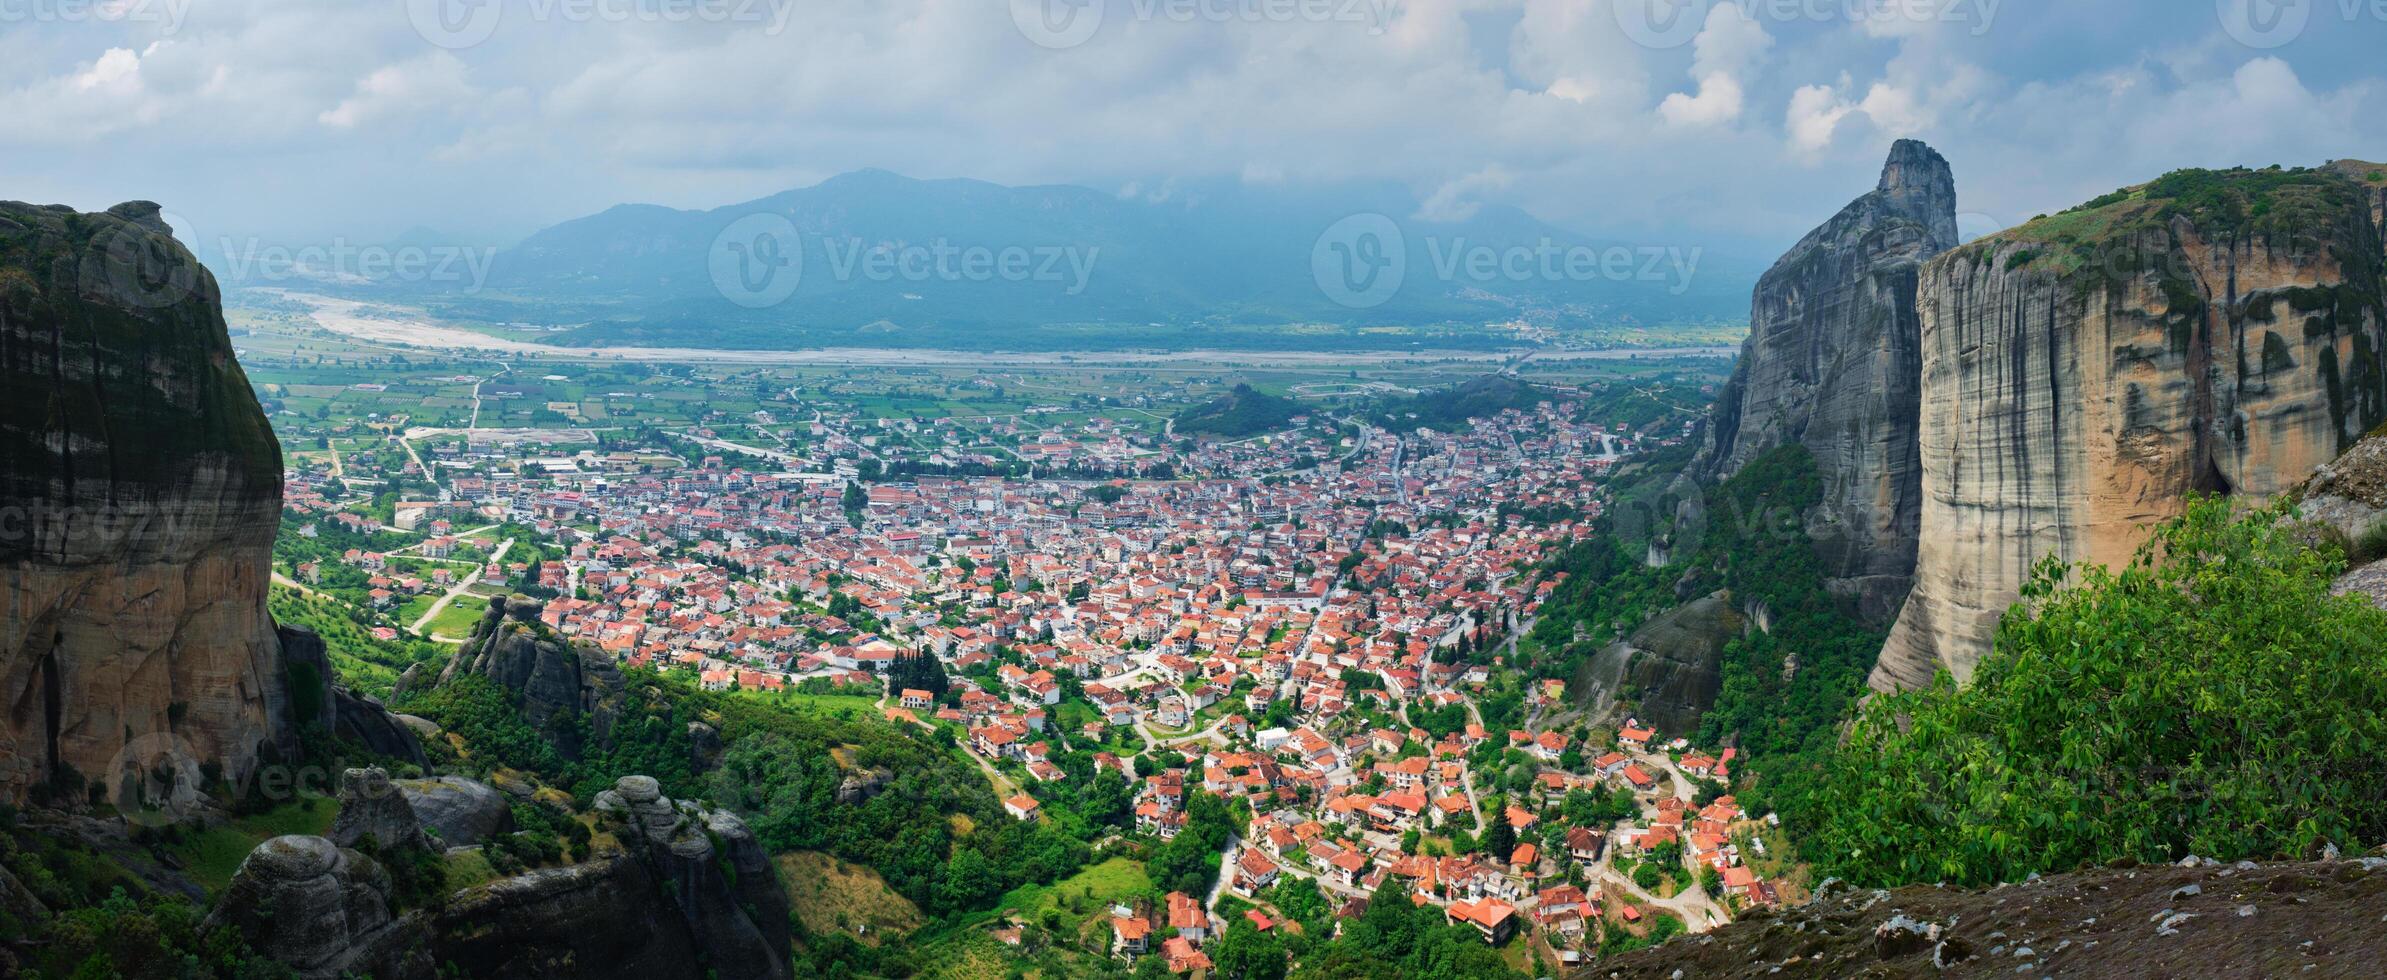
[275,170,1757,352]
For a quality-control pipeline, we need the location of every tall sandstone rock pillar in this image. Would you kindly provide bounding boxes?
[1874,164,2387,690]
[0,200,303,803]
[1697,139,1959,624]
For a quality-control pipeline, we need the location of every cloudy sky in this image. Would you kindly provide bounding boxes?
[3,0,2382,256]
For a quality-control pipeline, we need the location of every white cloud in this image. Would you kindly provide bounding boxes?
[0,0,2378,253]
[1415,167,1515,223]
[1661,73,1746,127]
[1509,0,1651,111]
[1786,83,1856,153]
[1690,4,1772,79]
[1659,5,1769,128]
[320,52,474,129]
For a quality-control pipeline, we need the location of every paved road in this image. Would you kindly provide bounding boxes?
[410,538,513,638]
[1204,833,1244,913]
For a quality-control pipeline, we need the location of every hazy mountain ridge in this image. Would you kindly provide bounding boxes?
[406,170,1755,350]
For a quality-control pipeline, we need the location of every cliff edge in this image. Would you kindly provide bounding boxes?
[1697,140,1959,625]
[1876,164,2387,689]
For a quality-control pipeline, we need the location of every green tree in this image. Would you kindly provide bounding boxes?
[1801,499,2387,887]
[1212,920,1288,980]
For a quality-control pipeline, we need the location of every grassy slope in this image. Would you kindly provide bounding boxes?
[779,850,926,944]
[165,797,339,894]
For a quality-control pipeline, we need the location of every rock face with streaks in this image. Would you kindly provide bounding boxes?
[1875,164,2387,690]
[1697,140,1960,625]
[1564,591,1745,735]
[0,200,413,805]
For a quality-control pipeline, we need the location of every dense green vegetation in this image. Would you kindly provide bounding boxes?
[1684,448,1886,759]
[1525,446,1883,762]
[1371,374,1556,431]
[713,735,1088,918]
[400,665,1096,922]
[1177,384,1304,437]
[268,587,443,698]
[1143,792,1240,896]
[1289,890,1523,979]
[1,789,310,979]
[1797,500,2387,886]
[1994,164,2382,288]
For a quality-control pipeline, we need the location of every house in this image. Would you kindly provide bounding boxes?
[1161,936,1212,974]
[1621,764,1658,792]
[1534,884,1590,925]
[900,688,933,710]
[1444,898,1517,944]
[1617,725,1656,750]
[1508,843,1539,876]
[1566,826,1606,863]
[1167,891,1212,944]
[1003,794,1041,821]
[1233,849,1280,895]
[1111,914,1152,955]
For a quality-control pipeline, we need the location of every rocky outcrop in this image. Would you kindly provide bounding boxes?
[398,775,513,848]
[204,835,434,979]
[278,624,430,769]
[428,775,791,980]
[1589,854,2387,979]
[594,775,791,979]
[1876,165,2387,689]
[0,200,413,805]
[1565,592,1745,735]
[688,720,724,775]
[431,855,703,976]
[329,766,431,852]
[223,772,792,979]
[1697,141,1960,625]
[440,595,623,751]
